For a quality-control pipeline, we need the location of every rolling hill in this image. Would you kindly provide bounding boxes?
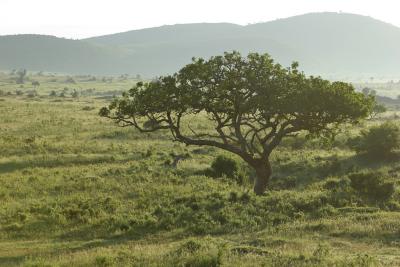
[1,12,400,77]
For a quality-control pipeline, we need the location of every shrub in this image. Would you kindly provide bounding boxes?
[348,122,400,158]
[370,103,387,118]
[348,171,395,202]
[71,90,79,98]
[65,76,76,84]
[27,90,37,98]
[31,80,40,87]
[82,106,95,111]
[211,155,238,179]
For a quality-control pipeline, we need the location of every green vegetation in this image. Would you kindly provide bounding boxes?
[101,52,373,195]
[0,70,400,266]
[211,155,239,179]
[349,122,400,158]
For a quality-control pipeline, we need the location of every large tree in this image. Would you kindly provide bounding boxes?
[100,52,373,195]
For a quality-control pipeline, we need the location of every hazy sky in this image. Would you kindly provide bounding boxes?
[1,0,399,39]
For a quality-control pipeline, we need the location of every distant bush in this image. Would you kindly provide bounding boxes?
[82,106,95,111]
[65,77,76,84]
[71,90,79,98]
[211,155,238,179]
[27,90,37,98]
[31,81,40,87]
[15,69,27,84]
[15,90,24,96]
[49,90,57,97]
[348,122,400,158]
[348,171,395,202]
[370,103,387,119]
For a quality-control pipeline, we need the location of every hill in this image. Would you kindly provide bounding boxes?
[1,13,400,77]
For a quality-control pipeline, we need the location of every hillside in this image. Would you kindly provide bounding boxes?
[0,35,132,74]
[245,13,400,75]
[1,12,400,76]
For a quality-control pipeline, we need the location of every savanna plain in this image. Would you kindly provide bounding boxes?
[1,72,400,266]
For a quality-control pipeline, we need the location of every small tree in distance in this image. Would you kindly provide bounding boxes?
[100,52,373,195]
[16,69,27,84]
[32,81,40,88]
[370,103,387,119]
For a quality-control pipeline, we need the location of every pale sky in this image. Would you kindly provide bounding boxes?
[1,0,399,39]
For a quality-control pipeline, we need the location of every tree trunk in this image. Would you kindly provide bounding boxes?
[252,159,272,195]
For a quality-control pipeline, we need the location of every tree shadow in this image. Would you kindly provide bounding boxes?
[0,255,27,266]
[0,154,143,174]
[0,222,183,265]
[271,151,400,188]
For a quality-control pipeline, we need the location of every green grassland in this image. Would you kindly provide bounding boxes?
[1,73,400,266]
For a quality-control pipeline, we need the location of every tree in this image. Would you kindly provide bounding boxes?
[32,81,40,88]
[362,87,371,96]
[100,52,374,195]
[370,103,387,119]
[16,69,27,84]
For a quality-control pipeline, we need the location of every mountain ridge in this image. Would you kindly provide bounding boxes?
[1,12,400,77]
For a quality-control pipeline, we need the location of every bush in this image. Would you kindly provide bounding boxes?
[348,171,395,202]
[211,155,238,179]
[370,103,387,118]
[27,90,37,98]
[65,76,76,84]
[71,90,79,98]
[348,122,400,158]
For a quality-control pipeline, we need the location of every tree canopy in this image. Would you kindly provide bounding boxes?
[100,51,374,194]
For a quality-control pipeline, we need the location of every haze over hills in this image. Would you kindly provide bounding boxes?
[1,12,400,77]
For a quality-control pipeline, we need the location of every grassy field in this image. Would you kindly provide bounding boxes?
[1,73,400,266]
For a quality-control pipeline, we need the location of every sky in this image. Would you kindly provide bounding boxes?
[1,0,399,39]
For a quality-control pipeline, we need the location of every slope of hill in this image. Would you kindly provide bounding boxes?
[1,12,400,76]
[0,35,133,75]
[245,12,400,75]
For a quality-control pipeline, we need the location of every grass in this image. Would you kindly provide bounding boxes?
[0,73,400,266]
